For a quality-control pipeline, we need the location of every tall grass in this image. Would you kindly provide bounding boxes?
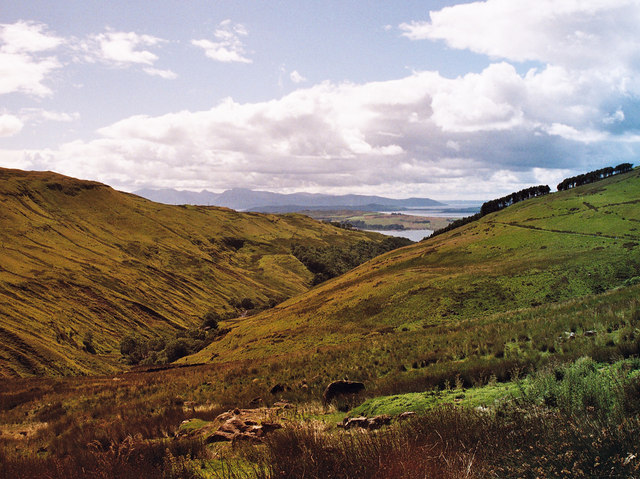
[249,358,640,478]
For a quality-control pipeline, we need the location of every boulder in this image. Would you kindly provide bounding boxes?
[207,410,283,443]
[270,383,289,394]
[323,380,365,403]
[339,414,391,430]
[398,411,416,421]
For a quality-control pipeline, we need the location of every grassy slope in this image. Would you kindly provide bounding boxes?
[188,168,640,363]
[0,168,383,377]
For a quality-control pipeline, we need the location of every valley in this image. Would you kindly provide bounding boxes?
[1,167,640,478]
[0,168,392,377]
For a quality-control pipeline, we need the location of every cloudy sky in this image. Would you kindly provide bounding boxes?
[1,0,639,200]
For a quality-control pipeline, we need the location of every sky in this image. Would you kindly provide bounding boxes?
[1,0,640,200]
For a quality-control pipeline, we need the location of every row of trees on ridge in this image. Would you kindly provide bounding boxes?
[480,185,551,216]
[557,163,633,191]
[430,184,551,238]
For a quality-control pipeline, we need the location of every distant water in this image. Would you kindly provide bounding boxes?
[382,202,482,218]
[369,229,433,242]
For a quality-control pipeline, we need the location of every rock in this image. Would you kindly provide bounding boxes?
[366,414,391,430]
[207,430,236,443]
[398,411,416,421]
[342,416,369,429]
[341,414,391,430]
[322,380,365,404]
[270,383,286,394]
[260,422,282,434]
[207,409,284,443]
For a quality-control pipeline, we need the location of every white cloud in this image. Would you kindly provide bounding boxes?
[0,21,63,53]
[15,63,618,195]
[290,70,307,84]
[192,20,252,63]
[0,114,24,137]
[3,2,640,200]
[603,109,625,125]
[78,28,174,78]
[399,0,640,72]
[143,67,178,79]
[84,29,163,65]
[0,21,63,96]
[20,108,80,123]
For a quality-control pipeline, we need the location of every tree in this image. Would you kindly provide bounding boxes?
[240,298,255,310]
[202,310,220,330]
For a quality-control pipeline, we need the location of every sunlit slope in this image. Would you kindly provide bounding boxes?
[0,168,381,377]
[189,168,640,363]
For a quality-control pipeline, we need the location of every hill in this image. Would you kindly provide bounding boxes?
[0,168,387,377]
[134,187,443,211]
[187,167,640,364]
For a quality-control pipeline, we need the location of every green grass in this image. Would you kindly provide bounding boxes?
[187,168,640,364]
[349,381,519,417]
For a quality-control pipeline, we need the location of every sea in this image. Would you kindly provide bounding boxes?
[368,201,483,242]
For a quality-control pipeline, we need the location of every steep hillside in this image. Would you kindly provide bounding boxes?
[0,168,384,377]
[188,168,640,363]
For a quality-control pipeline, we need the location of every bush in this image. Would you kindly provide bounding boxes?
[240,298,254,310]
[164,339,191,363]
[202,310,220,330]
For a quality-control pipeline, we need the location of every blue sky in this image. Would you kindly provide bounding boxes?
[1,1,639,200]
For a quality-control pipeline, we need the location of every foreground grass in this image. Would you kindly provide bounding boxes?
[2,283,640,477]
[245,358,640,479]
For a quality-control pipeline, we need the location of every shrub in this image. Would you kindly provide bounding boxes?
[202,310,220,330]
[164,339,191,363]
[240,298,255,310]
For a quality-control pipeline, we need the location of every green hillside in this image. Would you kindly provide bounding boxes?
[188,167,640,363]
[0,168,384,377]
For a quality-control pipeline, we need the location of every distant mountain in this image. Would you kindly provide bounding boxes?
[134,187,444,212]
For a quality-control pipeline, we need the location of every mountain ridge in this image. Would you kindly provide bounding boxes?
[134,187,444,211]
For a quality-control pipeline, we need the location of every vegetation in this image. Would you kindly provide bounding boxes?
[430,184,550,238]
[479,184,550,216]
[0,168,389,377]
[2,282,640,477]
[189,167,640,364]
[557,162,633,191]
[303,210,454,232]
[292,236,413,284]
[1,166,640,477]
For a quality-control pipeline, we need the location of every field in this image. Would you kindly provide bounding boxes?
[300,210,454,231]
